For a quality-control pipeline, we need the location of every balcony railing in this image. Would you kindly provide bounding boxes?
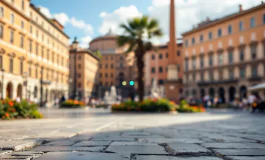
[248,76,262,81]
[197,79,238,86]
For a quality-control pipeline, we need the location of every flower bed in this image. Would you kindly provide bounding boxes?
[60,100,86,108]
[176,100,206,113]
[112,98,177,112]
[0,99,43,120]
[112,99,206,113]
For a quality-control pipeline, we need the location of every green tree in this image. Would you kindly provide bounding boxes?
[117,16,163,102]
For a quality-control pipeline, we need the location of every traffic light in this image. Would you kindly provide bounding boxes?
[129,80,135,86]
[122,81,127,86]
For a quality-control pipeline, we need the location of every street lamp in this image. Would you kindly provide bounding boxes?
[23,72,28,100]
[72,37,79,100]
[1,68,5,99]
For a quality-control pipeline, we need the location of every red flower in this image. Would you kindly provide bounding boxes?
[5,113,9,117]
[8,101,14,107]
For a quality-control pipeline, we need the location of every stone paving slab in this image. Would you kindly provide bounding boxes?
[214,149,265,156]
[106,143,168,157]
[30,146,105,152]
[201,135,255,143]
[201,143,265,149]
[92,136,136,141]
[35,152,128,160]
[0,140,40,151]
[136,155,223,160]
[44,140,77,146]
[73,141,112,147]
[226,156,265,160]
[142,138,204,144]
[165,143,210,155]
[0,150,12,157]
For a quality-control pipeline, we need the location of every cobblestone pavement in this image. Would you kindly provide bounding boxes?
[0,108,265,160]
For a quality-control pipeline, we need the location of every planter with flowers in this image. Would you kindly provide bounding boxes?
[111,99,206,113]
[60,99,86,108]
[0,99,43,120]
[112,98,177,113]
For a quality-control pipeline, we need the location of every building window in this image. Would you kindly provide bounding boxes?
[0,25,3,39]
[158,80,164,85]
[35,67,38,78]
[0,7,4,18]
[185,58,189,71]
[9,58,13,73]
[0,55,2,69]
[229,70,234,80]
[99,73,102,78]
[200,34,203,42]
[159,54,163,59]
[159,67,163,73]
[177,51,180,56]
[166,53,168,58]
[200,55,204,68]
[36,44,38,55]
[218,54,223,65]
[151,55,155,60]
[47,49,49,60]
[251,45,256,60]
[192,73,196,82]
[10,14,14,24]
[78,56,81,60]
[185,40,188,47]
[21,21,24,29]
[252,66,258,77]
[10,30,14,44]
[105,73,108,78]
[41,47,44,58]
[239,21,244,31]
[201,72,204,81]
[240,49,244,61]
[240,68,245,78]
[192,57,196,69]
[78,64,81,69]
[208,32,212,40]
[192,37,195,45]
[264,43,265,58]
[218,28,222,37]
[78,74,81,78]
[250,17,255,28]
[20,35,24,48]
[151,67,155,73]
[228,25,232,34]
[177,64,180,72]
[20,60,23,75]
[110,64,114,68]
[263,14,265,24]
[22,0,25,10]
[229,52,233,64]
[209,71,214,81]
[209,54,213,67]
[30,25,32,33]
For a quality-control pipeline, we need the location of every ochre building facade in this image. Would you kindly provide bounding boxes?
[182,3,265,102]
[0,0,69,105]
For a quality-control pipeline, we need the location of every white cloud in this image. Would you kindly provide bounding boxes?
[53,13,69,25]
[79,36,92,48]
[70,18,93,35]
[38,6,93,35]
[148,0,261,44]
[99,5,142,35]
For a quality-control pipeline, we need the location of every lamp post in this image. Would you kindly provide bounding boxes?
[23,72,28,100]
[69,78,72,99]
[1,68,5,99]
[71,37,79,100]
[40,66,44,107]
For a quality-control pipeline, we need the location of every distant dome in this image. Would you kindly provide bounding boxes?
[90,28,117,44]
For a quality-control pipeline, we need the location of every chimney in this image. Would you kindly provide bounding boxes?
[206,17,210,22]
[239,4,243,12]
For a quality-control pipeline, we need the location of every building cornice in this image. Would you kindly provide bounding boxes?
[182,3,265,36]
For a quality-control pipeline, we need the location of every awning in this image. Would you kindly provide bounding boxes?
[249,83,265,91]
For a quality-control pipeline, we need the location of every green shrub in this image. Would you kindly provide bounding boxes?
[0,99,43,120]
[60,100,85,108]
[112,98,177,112]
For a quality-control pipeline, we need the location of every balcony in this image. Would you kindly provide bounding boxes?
[248,76,262,82]
[197,79,238,86]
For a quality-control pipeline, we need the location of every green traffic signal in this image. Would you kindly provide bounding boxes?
[129,81,135,86]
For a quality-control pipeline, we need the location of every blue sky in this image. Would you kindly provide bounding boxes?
[31,0,260,48]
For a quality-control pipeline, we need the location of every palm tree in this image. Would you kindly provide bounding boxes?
[117,16,163,102]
